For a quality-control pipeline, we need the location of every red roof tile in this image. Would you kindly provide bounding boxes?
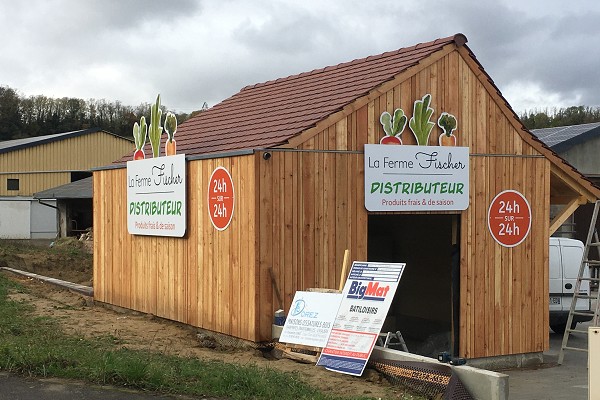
[119,34,467,161]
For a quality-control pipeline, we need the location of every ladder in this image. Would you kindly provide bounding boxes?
[558,200,600,365]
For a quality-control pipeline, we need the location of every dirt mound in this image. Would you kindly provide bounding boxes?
[0,240,406,398]
[0,239,92,285]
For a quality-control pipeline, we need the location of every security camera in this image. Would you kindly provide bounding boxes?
[263,152,272,160]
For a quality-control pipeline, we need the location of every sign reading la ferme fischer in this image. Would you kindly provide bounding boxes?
[127,154,186,237]
[364,145,469,211]
[126,94,186,237]
[365,93,470,212]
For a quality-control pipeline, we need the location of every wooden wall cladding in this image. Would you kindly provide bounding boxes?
[95,48,551,356]
[257,150,366,340]
[93,155,258,341]
[290,50,550,357]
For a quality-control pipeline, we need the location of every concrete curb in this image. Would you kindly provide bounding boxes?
[0,267,93,297]
[371,346,508,400]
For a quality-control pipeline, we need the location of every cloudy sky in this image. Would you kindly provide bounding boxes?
[2,0,599,115]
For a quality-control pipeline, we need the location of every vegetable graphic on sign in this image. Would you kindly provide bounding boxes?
[409,94,435,146]
[164,112,177,156]
[148,94,163,158]
[132,116,147,160]
[379,108,407,145]
[438,112,458,146]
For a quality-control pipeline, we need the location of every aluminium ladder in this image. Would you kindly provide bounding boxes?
[558,200,600,365]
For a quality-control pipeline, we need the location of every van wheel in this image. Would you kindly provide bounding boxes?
[550,321,576,334]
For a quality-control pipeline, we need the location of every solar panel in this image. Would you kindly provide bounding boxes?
[531,122,600,148]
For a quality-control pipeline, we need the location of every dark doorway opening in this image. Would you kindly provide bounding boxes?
[368,214,460,357]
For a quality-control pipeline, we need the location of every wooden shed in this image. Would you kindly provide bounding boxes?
[93,34,600,360]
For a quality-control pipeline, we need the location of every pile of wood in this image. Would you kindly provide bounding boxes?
[78,229,93,253]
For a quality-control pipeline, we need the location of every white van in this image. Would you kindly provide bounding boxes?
[549,237,593,334]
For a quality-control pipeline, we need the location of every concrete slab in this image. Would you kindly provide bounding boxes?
[371,346,508,400]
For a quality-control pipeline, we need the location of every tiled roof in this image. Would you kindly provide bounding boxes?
[0,128,128,155]
[124,34,467,160]
[532,122,600,151]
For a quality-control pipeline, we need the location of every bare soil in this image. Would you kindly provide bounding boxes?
[0,239,408,399]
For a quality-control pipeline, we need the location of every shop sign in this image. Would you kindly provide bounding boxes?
[127,154,186,237]
[316,261,405,376]
[364,144,469,211]
[488,189,531,247]
[279,291,342,348]
[208,166,235,231]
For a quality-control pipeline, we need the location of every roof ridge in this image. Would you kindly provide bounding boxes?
[240,33,466,92]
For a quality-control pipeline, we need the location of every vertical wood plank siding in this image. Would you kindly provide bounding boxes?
[0,133,133,196]
[93,155,258,341]
[277,51,548,357]
[95,49,550,357]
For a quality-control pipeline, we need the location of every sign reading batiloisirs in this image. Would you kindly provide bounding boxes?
[127,154,186,237]
[364,144,469,211]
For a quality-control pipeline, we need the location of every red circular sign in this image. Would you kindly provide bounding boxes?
[488,190,531,247]
[208,166,234,231]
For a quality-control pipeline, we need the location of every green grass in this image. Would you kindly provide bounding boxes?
[0,273,410,400]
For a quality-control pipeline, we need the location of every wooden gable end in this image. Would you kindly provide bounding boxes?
[259,47,552,357]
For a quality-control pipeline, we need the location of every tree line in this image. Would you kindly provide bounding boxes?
[2,83,600,140]
[0,85,205,141]
[519,106,600,130]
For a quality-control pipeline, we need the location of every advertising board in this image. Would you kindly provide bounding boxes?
[126,154,186,237]
[364,144,469,211]
[279,291,342,348]
[316,261,405,376]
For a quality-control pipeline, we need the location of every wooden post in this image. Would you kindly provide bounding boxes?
[338,249,350,292]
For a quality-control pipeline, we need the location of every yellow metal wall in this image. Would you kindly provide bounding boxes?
[0,132,133,196]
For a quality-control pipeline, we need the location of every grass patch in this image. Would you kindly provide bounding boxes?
[0,273,404,400]
[0,238,91,262]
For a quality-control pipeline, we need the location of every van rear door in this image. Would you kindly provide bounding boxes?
[549,240,562,311]
[560,240,590,311]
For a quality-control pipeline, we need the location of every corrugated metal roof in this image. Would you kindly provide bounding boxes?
[119,34,466,162]
[0,128,130,155]
[33,177,92,199]
[532,122,600,150]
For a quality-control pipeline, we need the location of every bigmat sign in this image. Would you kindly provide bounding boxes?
[317,261,405,376]
[364,144,469,211]
[127,154,186,237]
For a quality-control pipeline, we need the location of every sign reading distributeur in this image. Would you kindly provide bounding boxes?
[127,154,186,237]
[364,144,469,211]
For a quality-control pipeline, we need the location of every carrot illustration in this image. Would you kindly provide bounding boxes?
[132,116,147,160]
[164,112,177,156]
[379,108,407,145]
[437,112,457,146]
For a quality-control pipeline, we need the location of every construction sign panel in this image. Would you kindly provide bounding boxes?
[279,291,342,348]
[317,261,405,376]
[126,154,186,237]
